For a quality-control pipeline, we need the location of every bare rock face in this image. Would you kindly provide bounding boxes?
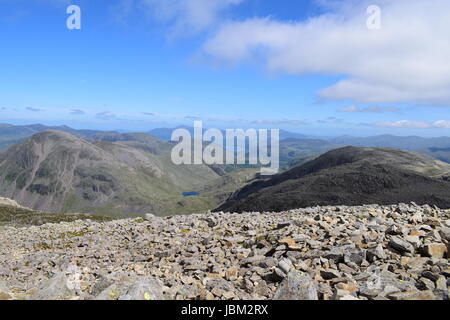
[0,203,449,300]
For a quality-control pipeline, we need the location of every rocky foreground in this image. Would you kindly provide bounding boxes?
[0,203,449,300]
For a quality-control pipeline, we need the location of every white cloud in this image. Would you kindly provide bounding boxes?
[375,120,450,129]
[203,0,450,105]
[433,120,450,129]
[338,105,400,113]
[139,0,243,36]
[251,119,307,126]
[95,111,116,120]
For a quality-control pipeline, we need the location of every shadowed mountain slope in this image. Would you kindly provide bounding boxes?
[216,146,450,213]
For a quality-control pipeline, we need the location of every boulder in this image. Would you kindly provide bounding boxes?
[96,276,165,300]
[389,236,415,253]
[273,271,318,300]
[421,243,447,259]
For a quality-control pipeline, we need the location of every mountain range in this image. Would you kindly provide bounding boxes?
[1,123,450,217]
[3,124,450,165]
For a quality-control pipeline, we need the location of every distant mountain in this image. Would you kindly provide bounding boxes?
[3,123,450,167]
[279,130,315,140]
[89,132,173,155]
[330,135,450,163]
[279,138,341,170]
[148,126,193,141]
[0,123,103,151]
[216,146,450,213]
[0,130,224,216]
[148,126,314,142]
[330,134,450,150]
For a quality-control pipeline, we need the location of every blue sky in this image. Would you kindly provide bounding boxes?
[0,0,449,136]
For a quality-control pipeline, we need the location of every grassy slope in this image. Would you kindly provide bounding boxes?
[0,205,112,228]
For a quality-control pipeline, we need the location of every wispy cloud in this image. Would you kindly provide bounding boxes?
[70,109,86,115]
[26,107,45,112]
[184,115,203,120]
[375,120,450,129]
[95,111,116,120]
[251,119,306,126]
[338,106,400,113]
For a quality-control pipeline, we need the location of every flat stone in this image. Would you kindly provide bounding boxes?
[278,259,294,274]
[279,238,301,250]
[259,257,278,269]
[323,248,345,263]
[320,269,341,280]
[265,268,287,283]
[389,236,415,253]
[388,290,437,300]
[421,243,447,259]
[417,278,435,291]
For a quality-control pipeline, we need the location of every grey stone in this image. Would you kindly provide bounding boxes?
[278,258,294,274]
[273,271,318,300]
[344,250,366,266]
[28,272,78,300]
[96,276,165,300]
[259,257,278,269]
[264,268,287,283]
[323,248,345,263]
[320,269,341,280]
[367,245,387,262]
[389,236,415,253]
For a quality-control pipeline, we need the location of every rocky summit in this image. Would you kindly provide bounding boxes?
[217,147,450,213]
[0,202,449,300]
